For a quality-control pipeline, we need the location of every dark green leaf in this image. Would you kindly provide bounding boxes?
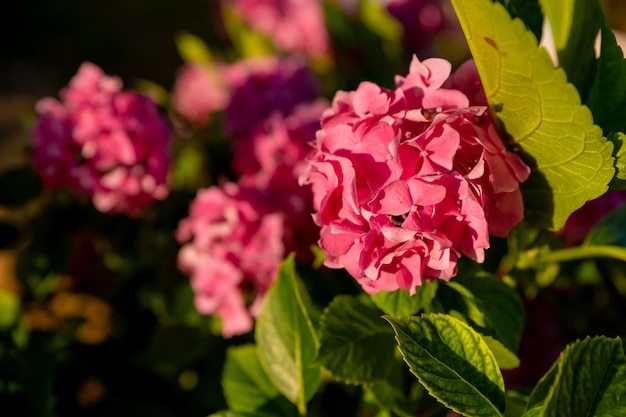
[586,203,626,247]
[496,0,543,41]
[442,274,525,354]
[386,314,505,417]
[222,345,297,416]
[365,380,414,417]
[589,16,626,135]
[539,0,600,99]
[316,295,396,384]
[527,336,626,416]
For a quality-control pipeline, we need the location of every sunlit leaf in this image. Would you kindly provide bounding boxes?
[497,0,543,41]
[255,254,321,413]
[451,0,614,230]
[386,314,505,417]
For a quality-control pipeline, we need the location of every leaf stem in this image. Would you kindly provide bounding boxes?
[532,245,626,265]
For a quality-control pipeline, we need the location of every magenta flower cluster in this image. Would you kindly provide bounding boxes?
[32,62,171,215]
[176,57,324,337]
[301,56,531,294]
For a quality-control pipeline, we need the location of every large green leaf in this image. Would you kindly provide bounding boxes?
[370,281,438,318]
[316,295,396,384]
[441,274,525,354]
[222,345,297,416]
[451,0,614,230]
[385,314,505,417]
[497,0,543,41]
[589,15,626,135]
[527,336,626,417]
[539,0,600,99]
[255,255,321,414]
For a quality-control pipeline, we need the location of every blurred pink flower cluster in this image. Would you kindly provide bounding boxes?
[32,62,171,215]
[176,57,325,337]
[227,0,330,57]
[170,64,230,129]
[301,56,531,294]
[177,184,285,338]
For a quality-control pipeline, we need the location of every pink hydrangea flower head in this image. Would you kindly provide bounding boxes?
[301,55,530,294]
[31,62,171,215]
[171,63,230,128]
[176,183,285,337]
[223,57,320,137]
[228,0,330,57]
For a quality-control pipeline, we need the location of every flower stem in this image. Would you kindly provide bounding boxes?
[533,245,626,265]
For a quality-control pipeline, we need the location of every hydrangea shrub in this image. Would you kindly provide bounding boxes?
[6,0,626,416]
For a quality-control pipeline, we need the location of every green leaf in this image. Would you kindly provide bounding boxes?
[174,31,213,64]
[385,314,505,417]
[527,336,626,417]
[451,0,614,230]
[589,15,626,135]
[505,390,530,417]
[497,0,543,41]
[255,254,321,414]
[520,408,544,417]
[370,281,438,317]
[221,3,275,58]
[365,380,414,417]
[482,336,520,371]
[607,132,626,188]
[222,345,297,416]
[586,203,626,247]
[0,167,42,207]
[0,291,19,328]
[539,0,600,98]
[316,295,396,384]
[441,273,525,354]
[526,359,559,411]
[360,0,403,42]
